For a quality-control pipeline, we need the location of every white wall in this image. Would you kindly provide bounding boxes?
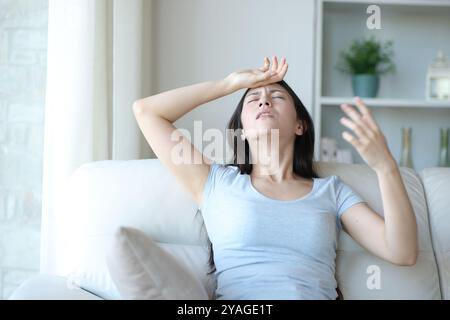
[148,0,316,156]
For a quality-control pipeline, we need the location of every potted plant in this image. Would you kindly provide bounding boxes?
[336,37,395,98]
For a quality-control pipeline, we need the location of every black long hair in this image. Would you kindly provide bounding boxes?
[199,80,319,277]
[226,80,319,178]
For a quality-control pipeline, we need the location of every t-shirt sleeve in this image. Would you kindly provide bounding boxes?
[333,175,366,230]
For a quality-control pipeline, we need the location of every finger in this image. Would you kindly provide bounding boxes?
[340,116,370,142]
[342,131,363,150]
[258,59,288,85]
[278,57,286,73]
[272,62,288,82]
[257,69,277,82]
[271,56,278,72]
[354,97,379,132]
[340,103,363,124]
[280,62,288,78]
[258,57,270,72]
[262,56,270,71]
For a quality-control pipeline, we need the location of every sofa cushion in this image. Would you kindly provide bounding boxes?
[316,162,441,299]
[420,167,450,300]
[66,233,215,300]
[51,160,215,299]
[106,227,209,300]
[8,274,103,300]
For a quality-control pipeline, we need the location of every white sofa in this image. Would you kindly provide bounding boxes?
[9,159,450,300]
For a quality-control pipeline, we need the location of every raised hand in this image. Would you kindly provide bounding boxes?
[339,97,397,173]
[225,56,289,92]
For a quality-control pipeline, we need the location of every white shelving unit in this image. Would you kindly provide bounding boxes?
[321,97,450,109]
[313,0,450,171]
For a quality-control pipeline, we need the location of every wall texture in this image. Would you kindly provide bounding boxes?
[0,0,48,299]
[151,0,316,157]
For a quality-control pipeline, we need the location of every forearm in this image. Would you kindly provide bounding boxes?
[134,78,235,123]
[377,162,418,264]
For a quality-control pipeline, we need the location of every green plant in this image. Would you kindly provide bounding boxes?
[336,37,395,75]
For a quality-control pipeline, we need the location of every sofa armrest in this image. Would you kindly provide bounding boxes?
[8,274,104,300]
[420,167,450,300]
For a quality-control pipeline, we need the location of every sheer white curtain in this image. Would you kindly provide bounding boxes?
[41,0,152,274]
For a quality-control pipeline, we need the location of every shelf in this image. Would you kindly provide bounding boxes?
[319,2,450,99]
[322,0,450,7]
[320,97,450,108]
[314,0,450,171]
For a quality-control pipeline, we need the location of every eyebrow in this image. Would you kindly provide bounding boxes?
[246,89,286,97]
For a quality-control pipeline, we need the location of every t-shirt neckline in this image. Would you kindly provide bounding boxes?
[245,174,318,203]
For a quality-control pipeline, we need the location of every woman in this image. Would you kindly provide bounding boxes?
[132,56,418,300]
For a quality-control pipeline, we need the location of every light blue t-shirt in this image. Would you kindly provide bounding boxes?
[199,163,366,300]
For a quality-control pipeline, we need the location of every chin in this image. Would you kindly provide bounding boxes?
[245,126,280,141]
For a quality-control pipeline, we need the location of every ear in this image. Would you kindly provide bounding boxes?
[296,120,307,136]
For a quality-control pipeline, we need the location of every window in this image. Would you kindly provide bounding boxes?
[0,0,48,299]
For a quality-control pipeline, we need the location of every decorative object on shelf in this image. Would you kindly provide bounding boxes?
[399,127,414,169]
[426,50,450,100]
[320,137,337,162]
[336,36,395,98]
[320,137,353,164]
[352,74,379,98]
[438,127,450,167]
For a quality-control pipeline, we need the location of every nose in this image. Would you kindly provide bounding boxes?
[258,97,272,108]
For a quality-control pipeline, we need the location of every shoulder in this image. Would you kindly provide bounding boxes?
[205,162,241,190]
[209,162,240,180]
[315,175,354,198]
[314,174,339,187]
[317,174,346,187]
[200,163,241,211]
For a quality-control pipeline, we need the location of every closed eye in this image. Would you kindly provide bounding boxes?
[247,96,284,103]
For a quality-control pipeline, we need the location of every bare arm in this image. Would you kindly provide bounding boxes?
[132,79,234,205]
[133,56,288,205]
[339,98,418,266]
[134,79,235,123]
[376,163,417,264]
[341,162,418,266]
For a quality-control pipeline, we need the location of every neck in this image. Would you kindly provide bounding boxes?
[249,135,296,182]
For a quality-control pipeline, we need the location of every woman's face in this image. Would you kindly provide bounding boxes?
[240,83,303,142]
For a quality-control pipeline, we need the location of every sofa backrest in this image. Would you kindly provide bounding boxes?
[50,159,442,299]
[420,167,450,300]
[53,160,213,300]
[316,162,441,299]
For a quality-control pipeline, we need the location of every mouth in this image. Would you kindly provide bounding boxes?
[256,112,274,120]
